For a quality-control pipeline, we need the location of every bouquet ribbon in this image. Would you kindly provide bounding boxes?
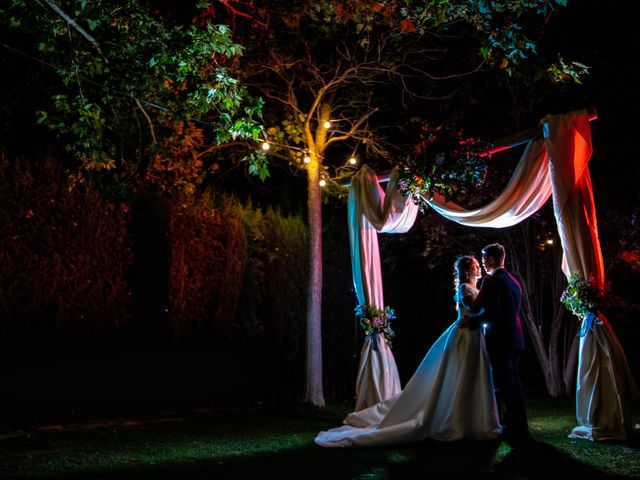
[370,331,381,351]
[579,311,598,337]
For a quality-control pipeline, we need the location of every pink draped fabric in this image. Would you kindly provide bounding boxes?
[348,165,419,410]
[349,109,638,439]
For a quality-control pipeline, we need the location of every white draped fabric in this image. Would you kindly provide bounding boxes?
[348,109,638,440]
[425,136,551,228]
[348,166,419,410]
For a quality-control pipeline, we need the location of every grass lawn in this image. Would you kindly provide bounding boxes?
[1,394,639,479]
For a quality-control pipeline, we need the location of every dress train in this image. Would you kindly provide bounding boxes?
[315,321,502,447]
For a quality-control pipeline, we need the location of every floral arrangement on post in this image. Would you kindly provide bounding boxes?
[560,272,607,320]
[397,125,492,212]
[355,304,396,349]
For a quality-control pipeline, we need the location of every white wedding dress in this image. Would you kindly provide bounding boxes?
[315,284,502,447]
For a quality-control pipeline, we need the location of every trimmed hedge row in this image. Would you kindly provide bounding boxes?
[0,152,365,404]
[0,155,133,333]
[0,154,311,349]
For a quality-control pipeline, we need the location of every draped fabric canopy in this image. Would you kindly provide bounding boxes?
[348,167,419,410]
[348,109,638,440]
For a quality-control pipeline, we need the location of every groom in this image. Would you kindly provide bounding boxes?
[473,243,530,445]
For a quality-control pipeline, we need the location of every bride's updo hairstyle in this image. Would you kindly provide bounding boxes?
[453,255,476,293]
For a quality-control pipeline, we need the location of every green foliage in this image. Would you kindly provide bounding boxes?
[259,116,307,171]
[234,203,308,399]
[235,204,308,341]
[397,126,492,211]
[305,0,576,76]
[560,272,607,319]
[0,153,133,332]
[0,0,265,196]
[224,0,579,201]
[242,151,270,181]
[546,55,591,84]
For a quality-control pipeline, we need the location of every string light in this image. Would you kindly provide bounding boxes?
[323,120,331,129]
[348,157,357,165]
[319,179,326,187]
[261,141,270,151]
[303,155,311,163]
[546,239,554,245]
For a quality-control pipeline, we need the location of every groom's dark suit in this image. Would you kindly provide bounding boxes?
[474,267,529,442]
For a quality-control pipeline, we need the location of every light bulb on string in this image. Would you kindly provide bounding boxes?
[261,141,270,151]
[303,155,311,164]
[323,120,331,129]
[348,157,357,165]
[319,179,327,187]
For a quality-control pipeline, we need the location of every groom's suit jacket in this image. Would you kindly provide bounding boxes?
[474,268,524,354]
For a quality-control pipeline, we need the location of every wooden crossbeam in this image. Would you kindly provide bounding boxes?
[478,106,597,157]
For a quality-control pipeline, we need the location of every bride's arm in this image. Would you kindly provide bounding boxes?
[471,284,485,313]
[462,285,486,330]
[457,286,483,328]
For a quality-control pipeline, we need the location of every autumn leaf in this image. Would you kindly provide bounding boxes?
[400,19,415,32]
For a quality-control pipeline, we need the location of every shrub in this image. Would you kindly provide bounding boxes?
[234,203,309,400]
[0,153,133,333]
[165,191,246,341]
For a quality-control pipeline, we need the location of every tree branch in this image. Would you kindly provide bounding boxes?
[195,140,246,160]
[37,0,108,63]
[326,108,378,145]
[135,98,156,144]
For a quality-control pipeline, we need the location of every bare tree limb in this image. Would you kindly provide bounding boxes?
[35,0,108,63]
[135,98,157,144]
[195,141,246,160]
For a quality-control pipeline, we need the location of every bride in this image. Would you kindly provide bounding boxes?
[315,255,502,447]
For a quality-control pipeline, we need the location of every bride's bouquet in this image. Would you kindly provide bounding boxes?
[355,304,396,348]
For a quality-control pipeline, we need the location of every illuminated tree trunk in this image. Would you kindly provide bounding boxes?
[305,155,325,406]
[303,103,331,407]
